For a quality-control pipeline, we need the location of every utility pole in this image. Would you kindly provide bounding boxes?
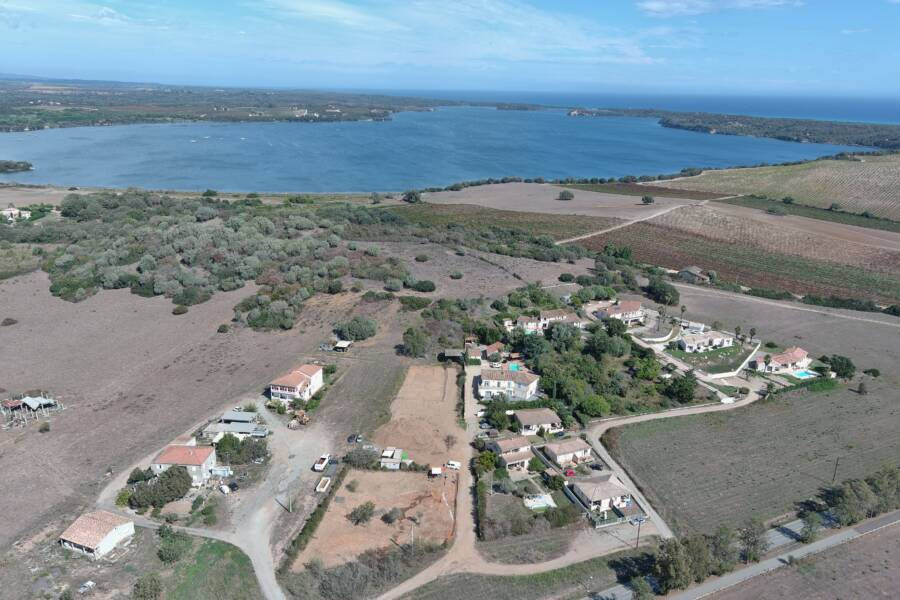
[832,456,841,484]
[635,517,643,549]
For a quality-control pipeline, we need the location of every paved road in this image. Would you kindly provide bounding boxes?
[588,510,900,600]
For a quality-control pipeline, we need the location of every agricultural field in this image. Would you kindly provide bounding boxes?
[714,195,900,234]
[401,547,651,600]
[562,182,725,200]
[713,521,900,600]
[577,221,900,303]
[606,381,900,536]
[423,182,698,221]
[656,154,900,221]
[390,203,621,241]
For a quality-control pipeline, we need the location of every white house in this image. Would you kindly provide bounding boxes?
[678,332,734,353]
[544,438,592,467]
[490,436,533,470]
[753,346,812,373]
[269,364,324,404]
[380,447,406,470]
[479,368,540,401]
[595,301,645,326]
[59,511,134,559]
[151,445,217,486]
[571,475,631,517]
[1,206,31,222]
[504,310,583,335]
[514,408,564,435]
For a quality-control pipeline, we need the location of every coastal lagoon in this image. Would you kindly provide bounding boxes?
[0,106,862,192]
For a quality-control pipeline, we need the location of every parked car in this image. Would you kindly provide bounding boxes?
[490,362,502,368]
[78,581,96,595]
[313,454,331,472]
[590,463,604,471]
[564,469,576,477]
[228,481,239,492]
[475,409,486,418]
[445,460,462,470]
[219,484,231,495]
[479,421,491,430]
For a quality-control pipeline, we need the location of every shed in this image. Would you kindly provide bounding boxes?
[59,511,134,559]
[221,410,254,424]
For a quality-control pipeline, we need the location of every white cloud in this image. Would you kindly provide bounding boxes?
[258,0,403,31]
[69,6,130,26]
[636,0,798,17]
[840,27,870,35]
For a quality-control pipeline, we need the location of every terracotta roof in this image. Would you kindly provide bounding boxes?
[574,475,630,501]
[484,342,505,355]
[515,408,561,428]
[605,301,642,315]
[540,309,572,320]
[501,449,534,465]
[59,511,131,549]
[481,368,540,385]
[493,436,531,454]
[270,363,321,389]
[153,445,215,466]
[545,438,591,456]
[772,346,808,365]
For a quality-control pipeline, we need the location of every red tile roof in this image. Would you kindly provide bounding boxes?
[772,346,808,365]
[153,445,215,466]
[270,363,321,389]
[606,301,642,315]
[481,368,540,385]
[59,511,131,549]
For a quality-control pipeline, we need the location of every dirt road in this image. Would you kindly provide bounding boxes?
[557,198,712,244]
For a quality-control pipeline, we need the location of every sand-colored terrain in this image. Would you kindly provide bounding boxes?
[0,271,360,549]
[293,365,465,570]
[294,470,457,569]
[424,182,698,220]
[372,365,467,467]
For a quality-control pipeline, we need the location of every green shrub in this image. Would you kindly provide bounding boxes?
[410,280,436,293]
[449,271,463,280]
[172,305,188,315]
[348,501,375,525]
[415,254,429,262]
[335,316,378,340]
[217,324,229,333]
[132,573,163,600]
[399,296,431,311]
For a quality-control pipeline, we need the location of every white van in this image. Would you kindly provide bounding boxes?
[219,484,231,495]
[445,460,462,470]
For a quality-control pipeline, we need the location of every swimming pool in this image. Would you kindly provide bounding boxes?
[509,363,520,371]
[793,370,819,379]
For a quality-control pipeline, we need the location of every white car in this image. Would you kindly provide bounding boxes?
[313,454,331,472]
[445,460,462,470]
[490,362,502,368]
[219,484,231,495]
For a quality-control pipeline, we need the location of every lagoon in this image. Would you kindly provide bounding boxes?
[0,106,861,192]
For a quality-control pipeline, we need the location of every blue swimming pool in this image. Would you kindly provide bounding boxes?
[794,370,819,379]
[509,363,520,371]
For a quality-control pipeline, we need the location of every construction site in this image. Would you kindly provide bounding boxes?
[1,392,66,430]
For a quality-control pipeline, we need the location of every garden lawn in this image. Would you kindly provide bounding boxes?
[667,344,757,374]
[165,539,263,600]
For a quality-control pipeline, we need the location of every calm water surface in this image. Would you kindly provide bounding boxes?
[0,106,862,192]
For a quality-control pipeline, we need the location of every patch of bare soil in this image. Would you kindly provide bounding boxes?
[0,184,72,207]
[424,182,696,221]
[0,271,362,549]
[713,524,900,600]
[294,470,457,569]
[372,365,466,468]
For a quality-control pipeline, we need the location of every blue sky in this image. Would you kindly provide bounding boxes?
[1,0,898,96]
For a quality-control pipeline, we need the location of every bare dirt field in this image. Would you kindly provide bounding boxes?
[563,181,726,200]
[356,240,593,300]
[713,523,900,600]
[656,154,900,220]
[0,183,72,206]
[0,271,373,550]
[291,365,465,571]
[423,182,697,221]
[294,470,457,569]
[712,201,900,252]
[372,365,467,468]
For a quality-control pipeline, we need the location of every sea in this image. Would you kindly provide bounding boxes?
[0,92,890,192]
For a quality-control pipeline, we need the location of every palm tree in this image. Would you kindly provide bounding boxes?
[763,354,772,372]
[680,305,687,322]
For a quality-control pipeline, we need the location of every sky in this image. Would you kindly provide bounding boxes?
[1,0,899,96]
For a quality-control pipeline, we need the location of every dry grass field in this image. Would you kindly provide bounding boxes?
[650,204,900,273]
[577,220,900,303]
[713,522,900,600]
[563,182,726,200]
[423,182,698,221]
[607,381,900,536]
[0,270,391,550]
[390,202,622,241]
[293,470,457,569]
[657,155,900,220]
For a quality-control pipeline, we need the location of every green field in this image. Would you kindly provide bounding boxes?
[667,344,756,374]
[390,203,621,240]
[403,547,652,600]
[606,381,900,535]
[657,155,900,221]
[714,196,900,233]
[165,539,263,600]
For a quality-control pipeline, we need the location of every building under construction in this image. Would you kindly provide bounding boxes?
[1,393,66,429]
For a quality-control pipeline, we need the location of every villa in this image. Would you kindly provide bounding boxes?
[150,445,217,486]
[595,301,645,326]
[514,408,564,435]
[269,364,324,404]
[678,332,734,353]
[571,474,632,517]
[489,436,533,470]
[752,346,812,373]
[479,367,540,401]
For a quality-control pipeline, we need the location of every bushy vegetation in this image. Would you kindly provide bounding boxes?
[128,466,192,509]
[215,434,268,465]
